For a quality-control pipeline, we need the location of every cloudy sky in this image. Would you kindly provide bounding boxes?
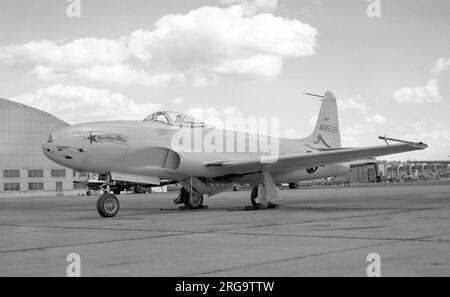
[0,0,449,160]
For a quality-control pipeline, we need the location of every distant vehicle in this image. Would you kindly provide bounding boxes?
[43,91,427,217]
[231,184,251,191]
[403,175,420,182]
[388,176,401,183]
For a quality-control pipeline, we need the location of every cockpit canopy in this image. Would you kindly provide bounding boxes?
[144,111,211,128]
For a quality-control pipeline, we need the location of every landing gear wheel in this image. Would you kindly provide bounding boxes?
[97,193,120,217]
[250,186,271,209]
[182,189,204,209]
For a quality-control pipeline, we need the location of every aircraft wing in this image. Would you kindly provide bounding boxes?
[205,138,427,174]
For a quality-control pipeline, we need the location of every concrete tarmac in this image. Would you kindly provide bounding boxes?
[0,181,449,276]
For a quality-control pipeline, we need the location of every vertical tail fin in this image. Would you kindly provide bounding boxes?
[304,91,341,149]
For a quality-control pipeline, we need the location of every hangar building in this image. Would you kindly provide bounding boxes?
[0,98,86,197]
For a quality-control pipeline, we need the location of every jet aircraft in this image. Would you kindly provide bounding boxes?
[43,91,427,217]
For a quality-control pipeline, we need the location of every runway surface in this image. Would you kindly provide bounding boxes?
[0,181,449,276]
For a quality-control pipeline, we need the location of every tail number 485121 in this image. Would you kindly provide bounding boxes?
[319,124,337,134]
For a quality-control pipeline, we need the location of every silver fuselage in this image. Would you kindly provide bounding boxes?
[43,121,350,184]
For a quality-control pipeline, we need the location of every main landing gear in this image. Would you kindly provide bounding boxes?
[250,186,278,210]
[174,188,205,209]
[249,172,281,210]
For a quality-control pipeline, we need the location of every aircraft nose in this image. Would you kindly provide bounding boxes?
[42,133,55,156]
[41,126,78,162]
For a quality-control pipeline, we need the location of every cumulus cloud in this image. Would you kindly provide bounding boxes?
[431,57,450,75]
[335,96,387,146]
[403,122,450,158]
[364,114,387,124]
[1,38,131,67]
[10,85,162,124]
[338,96,387,124]
[0,5,317,86]
[192,74,219,87]
[338,97,368,114]
[73,65,185,86]
[142,5,317,78]
[393,79,442,103]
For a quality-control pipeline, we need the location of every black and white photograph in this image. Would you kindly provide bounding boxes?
[0,0,449,283]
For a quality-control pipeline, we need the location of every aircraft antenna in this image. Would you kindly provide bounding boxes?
[381,135,390,148]
[303,92,325,99]
[303,92,325,102]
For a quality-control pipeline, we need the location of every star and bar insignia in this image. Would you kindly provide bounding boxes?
[87,133,97,144]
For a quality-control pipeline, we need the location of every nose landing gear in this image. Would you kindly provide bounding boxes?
[96,193,120,217]
[96,174,121,217]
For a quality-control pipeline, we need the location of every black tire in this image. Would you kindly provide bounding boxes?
[97,193,120,217]
[182,189,204,209]
[251,186,270,209]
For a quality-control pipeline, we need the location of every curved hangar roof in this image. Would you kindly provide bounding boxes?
[0,98,68,169]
